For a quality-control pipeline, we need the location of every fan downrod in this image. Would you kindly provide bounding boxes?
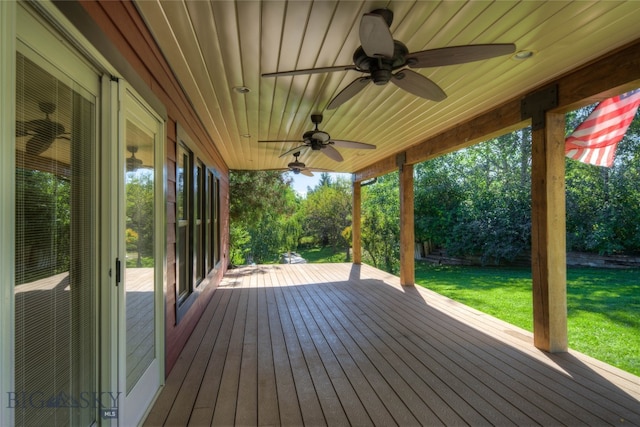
[310,114,323,126]
[370,8,393,26]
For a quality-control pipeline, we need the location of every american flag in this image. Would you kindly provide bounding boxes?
[565,89,640,167]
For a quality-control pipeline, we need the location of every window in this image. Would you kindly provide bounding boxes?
[176,142,191,303]
[175,125,221,322]
[207,169,221,273]
[193,161,204,285]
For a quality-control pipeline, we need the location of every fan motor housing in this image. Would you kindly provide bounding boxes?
[288,161,305,170]
[353,41,408,84]
[302,130,328,150]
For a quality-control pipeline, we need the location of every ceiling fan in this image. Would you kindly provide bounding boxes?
[258,113,375,162]
[273,151,332,177]
[16,101,69,155]
[127,145,144,172]
[262,8,515,109]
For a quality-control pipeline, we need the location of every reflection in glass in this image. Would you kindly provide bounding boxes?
[15,52,96,426]
[124,120,155,394]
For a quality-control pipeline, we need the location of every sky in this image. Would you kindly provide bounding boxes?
[288,172,351,197]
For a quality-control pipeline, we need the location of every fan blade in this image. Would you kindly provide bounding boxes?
[26,135,55,156]
[262,65,357,77]
[360,13,394,58]
[407,43,516,68]
[327,77,371,110]
[331,139,376,150]
[15,121,29,137]
[279,145,309,158]
[258,139,303,143]
[300,169,314,177]
[392,70,447,102]
[322,145,344,162]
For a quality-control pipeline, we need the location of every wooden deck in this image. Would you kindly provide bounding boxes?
[144,263,640,426]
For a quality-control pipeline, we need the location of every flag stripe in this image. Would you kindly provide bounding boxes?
[565,89,640,167]
[567,103,639,140]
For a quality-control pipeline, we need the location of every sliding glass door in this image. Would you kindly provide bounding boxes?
[14,40,98,426]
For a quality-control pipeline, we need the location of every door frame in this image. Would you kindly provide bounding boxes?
[0,2,17,425]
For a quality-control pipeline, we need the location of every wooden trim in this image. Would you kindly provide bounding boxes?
[352,180,361,265]
[399,162,414,286]
[530,112,567,352]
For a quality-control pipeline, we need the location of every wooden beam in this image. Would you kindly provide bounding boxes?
[352,180,361,265]
[406,100,525,165]
[554,39,640,112]
[530,111,567,352]
[353,155,396,183]
[399,160,414,286]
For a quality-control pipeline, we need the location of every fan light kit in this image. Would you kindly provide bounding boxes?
[262,8,516,109]
[259,113,375,162]
[280,151,332,177]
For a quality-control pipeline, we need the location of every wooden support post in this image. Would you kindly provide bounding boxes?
[531,111,568,352]
[352,179,362,264]
[399,158,415,286]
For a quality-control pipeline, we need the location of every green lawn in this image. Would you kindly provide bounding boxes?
[298,246,349,263]
[414,262,640,376]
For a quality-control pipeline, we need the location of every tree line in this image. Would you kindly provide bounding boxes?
[230,106,640,274]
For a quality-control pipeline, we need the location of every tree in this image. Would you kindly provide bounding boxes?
[318,172,332,188]
[126,170,155,264]
[565,103,640,254]
[229,170,299,264]
[300,176,352,252]
[230,170,293,224]
[361,173,400,273]
[15,169,71,283]
[414,130,532,264]
[414,157,464,250]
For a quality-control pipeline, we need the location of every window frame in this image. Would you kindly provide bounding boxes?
[206,168,221,273]
[175,124,221,323]
[176,141,192,309]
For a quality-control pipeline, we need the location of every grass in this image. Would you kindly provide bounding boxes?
[414,261,640,376]
[298,246,349,263]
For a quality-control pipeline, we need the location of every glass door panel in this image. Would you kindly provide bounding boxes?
[14,48,97,426]
[124,120,156,394]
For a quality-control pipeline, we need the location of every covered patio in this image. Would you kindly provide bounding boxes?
[144,263,639,426]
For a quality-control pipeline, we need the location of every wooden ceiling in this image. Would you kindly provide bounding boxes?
[133,1,640,175]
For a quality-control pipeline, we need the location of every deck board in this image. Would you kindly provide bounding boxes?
[144,263,640,426]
